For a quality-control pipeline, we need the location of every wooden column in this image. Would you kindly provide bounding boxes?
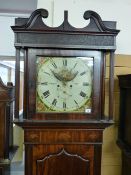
[23,49,28,119]
[15,48,20,118]
[109,51,115,120]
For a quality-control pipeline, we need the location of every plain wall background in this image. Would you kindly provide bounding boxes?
[38,0,131,55]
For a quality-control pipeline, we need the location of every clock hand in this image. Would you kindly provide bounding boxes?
[38,82,57,85]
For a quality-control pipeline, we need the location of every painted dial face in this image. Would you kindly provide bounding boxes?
[36,57,93,113]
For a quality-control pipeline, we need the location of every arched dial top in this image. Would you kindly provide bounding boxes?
[36,56,93,113]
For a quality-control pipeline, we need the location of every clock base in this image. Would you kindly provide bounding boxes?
[15,119,112,175]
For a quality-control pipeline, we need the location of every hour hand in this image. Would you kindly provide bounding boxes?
[51,70,63,82]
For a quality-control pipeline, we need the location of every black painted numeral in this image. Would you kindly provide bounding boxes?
[50,59,57,68]
[63,59,67,66]
[80,91,86,97]
[44,72,50,76]
[52,99,57,106]
[83,82,89,86]
[63,102,66,110]
[52,62,57,68]
[41,82,48,85]
[74,100,79,107]
[80,71,86,76]
[43,90,50,98]
[73,63,77,69]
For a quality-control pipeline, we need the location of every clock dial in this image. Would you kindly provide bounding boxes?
[36,57,93,113]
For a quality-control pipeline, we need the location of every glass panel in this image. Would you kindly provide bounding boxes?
[36,57,93,113]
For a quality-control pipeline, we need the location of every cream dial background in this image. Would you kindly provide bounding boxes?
[36,57,93,112]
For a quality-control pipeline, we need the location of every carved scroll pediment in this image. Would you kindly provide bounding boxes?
[36,149,89,175]
[12,8,119,35]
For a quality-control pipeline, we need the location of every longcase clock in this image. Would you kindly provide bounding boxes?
[11,9,119,175]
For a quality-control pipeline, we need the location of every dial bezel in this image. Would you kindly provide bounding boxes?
[36,56,93,113]
[27,49,102,120]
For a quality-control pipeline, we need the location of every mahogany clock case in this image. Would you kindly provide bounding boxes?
[11,9,120,122]
[11,9,119,175]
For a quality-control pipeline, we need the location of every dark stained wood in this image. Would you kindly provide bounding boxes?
[0,168,3,175]
[11,9,119,50]
[25,145,33,175]
[117,74,131,175]
[23,127,104,175]
[15,48,20,118]
[27,49,101,120]
[31,144,94,175]
[122,152,131,175]
[94,145,102,175]
[11,9,119,175]
[0,164,10,175]
[12,9,119,34]
[0,78,14,159]
[109,51,115,119]
[0,102,6,158]
[36,149,89,175]
[24,129,103,144]
[100,52,106,119]
[14,119,113,129]
[0,78,17,175]
[23,48,28,119]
